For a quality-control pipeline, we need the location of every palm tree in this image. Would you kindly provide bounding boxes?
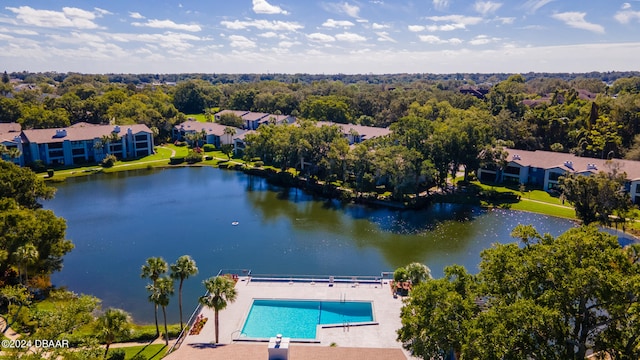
[13,244,38,286]
[147,277,174,346]
[95,308,132,358]
[223,127,236,145]
[141,257,167,337]
[170,255,198,330]
[198,276,237,345]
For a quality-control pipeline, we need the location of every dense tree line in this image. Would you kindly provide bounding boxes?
[0,160,73,288]
[398,225,640,360]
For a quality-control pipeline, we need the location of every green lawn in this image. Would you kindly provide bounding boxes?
[184,111,220,123]
[471,181,577,219]
[107,344,167,360]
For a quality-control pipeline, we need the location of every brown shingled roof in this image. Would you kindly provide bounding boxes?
[0,122,22,137]
[175,120,245,137]
[506,148,640,180]
[21,124,152,144]
[316,121,391,140]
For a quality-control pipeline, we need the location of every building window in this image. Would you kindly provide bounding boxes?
[504,166,520,175]
[548,172,563,181]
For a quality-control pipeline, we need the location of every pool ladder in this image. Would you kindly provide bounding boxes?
[340,293,346,302]
[343,320,350,332]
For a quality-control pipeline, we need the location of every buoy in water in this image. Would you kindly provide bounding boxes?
[231,221,239,226]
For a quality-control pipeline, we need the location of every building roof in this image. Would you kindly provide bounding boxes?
[505,148,640,181]
[215,110,250,118]
[241,112,270,121]
[234,130,256,141]
[0,122,22,142]
[175,120,246,137]
[21,124,153,144]
[0,122,21,134]
[316,121,391,140]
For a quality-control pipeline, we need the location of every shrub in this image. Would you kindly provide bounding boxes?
[204,156,213,161]
[254,161,264,167]
[170,156,185,165]
[29,160,46,173]
[251,157,262,162]
[101,154,117,168]
[107,349,125,360]
[47,169,54,177]
[186,151,202,164]
[202,144,215,152]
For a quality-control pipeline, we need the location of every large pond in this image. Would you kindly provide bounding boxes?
[43,167,630,323]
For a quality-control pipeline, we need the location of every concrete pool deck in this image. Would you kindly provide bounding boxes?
[166,276,415,359]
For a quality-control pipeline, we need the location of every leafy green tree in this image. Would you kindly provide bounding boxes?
[95,308,132,358]
[399,226,640,360]
[398,265,478,359]
[140,257,168,337]
[2,71,9,84]
[170,255,198,330]
[0,160,55,209]
[199,276,238,344]
[147,276,174,346]
[0,198,73,281]
[0,285,31,333]
[560,170,630,225]
[13,243,38,286]
[34,291,100,340]
[217,113,244,128]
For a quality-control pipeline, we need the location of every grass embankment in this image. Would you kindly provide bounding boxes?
[107,344,167,360]
[37,143,640,228]
[471,181,577,219]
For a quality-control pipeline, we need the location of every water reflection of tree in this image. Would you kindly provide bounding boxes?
[245,186,485,269]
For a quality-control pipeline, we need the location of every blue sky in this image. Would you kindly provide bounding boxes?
[1,0,639,74]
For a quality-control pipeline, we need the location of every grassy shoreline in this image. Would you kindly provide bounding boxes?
[38,145,640,236]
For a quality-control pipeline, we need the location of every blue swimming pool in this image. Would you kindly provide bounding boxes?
[240,299,374,339]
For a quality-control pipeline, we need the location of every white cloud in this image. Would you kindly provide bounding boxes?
[129,12,145,19]
[324,2,360,18]
[258,32,278,38]
[418,35,462,44]
[474,1,502,15]
[469,34,500,45]
[229,35,256,48]
[432,0,450,11]
[376,31,396,42]
[94,8,112,16]
[6,6,101,29]
[523,0,554,13]
[0,27,38,35]
[48,31,105,44]
[278,40,299,48]
[496,17,515,24]
[622,3,632,10]
[408,25,425,32]
[252,0,289,15]
[307,32,336,42]
[427,15,484,26]
[335,32,366,42]
[372,23,389,29]
[322,19,355,28]
[340,3,361,18]
[552,12,605,34]
[220,19,303,32]
[615,10,640,24]
[132,19,201,32]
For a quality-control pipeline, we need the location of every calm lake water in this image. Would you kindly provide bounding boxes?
[43,167,628,323]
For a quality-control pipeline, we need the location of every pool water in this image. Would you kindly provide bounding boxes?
[240,299,374,339]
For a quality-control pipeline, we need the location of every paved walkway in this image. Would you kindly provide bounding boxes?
[165,342,407,360]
